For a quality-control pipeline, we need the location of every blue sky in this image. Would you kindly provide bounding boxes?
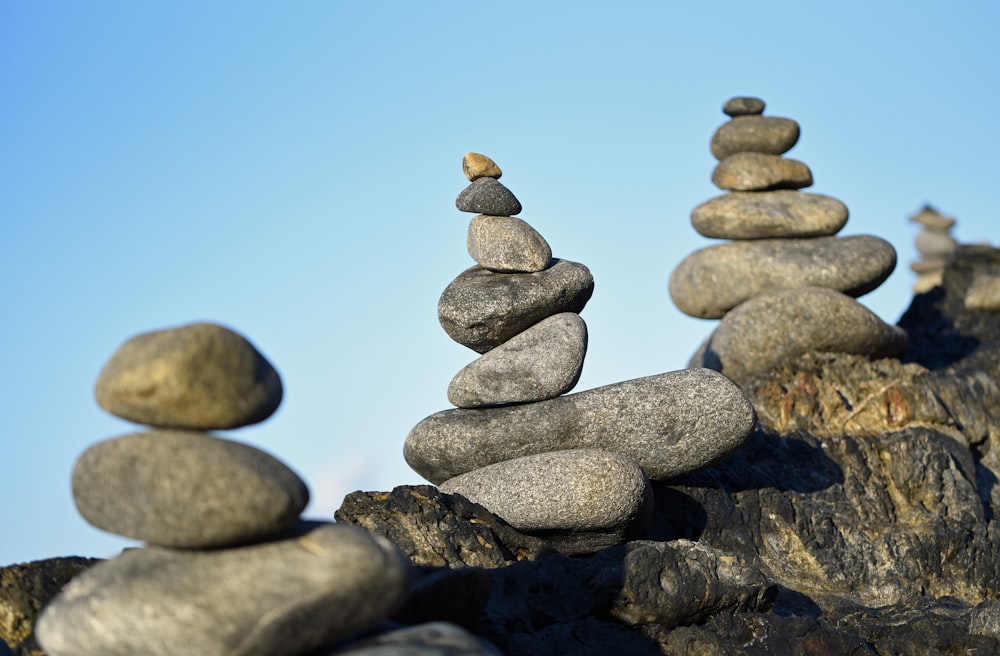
[2,2,997,565]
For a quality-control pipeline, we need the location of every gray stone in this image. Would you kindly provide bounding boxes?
[447,313,586,408]
[711,152,813,191]
[405,368,756,484]
[438,260,594,353]
[456,178,521,216]
[965,274,1000,311]
[915,230,958,257]
[35,523,411,656]
[710,115,800,160]
[94,322,283,430]
[440,449,652,555]
[689,286,908,386]
[327,622,503,655]
[909,204,956,231]
[72,431,308,548]
[669,235,897,319]
[691,190,848,240]
[723,96,765,117]
[467,215,552,273]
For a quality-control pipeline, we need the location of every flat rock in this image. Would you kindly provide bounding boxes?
[438,260,594,353]
[966,274,1000,311]
[72,431,308,548]
[723,96,765,117]
[909,205,956,231]
[448,313,586,408]
[462,152,502,181]
[94,322,283,430]
[689,286,908,386]
[456,178,521,216]
[326,622,503,655]
[669,235,897,319]
[711,152,813,191]
[710,115,800,160]
[35,523,410,656]
[405,368,756,484]
[440,449,652,555]
[915,230,958,257]
[691,190,848,239]
[467,215,552,273]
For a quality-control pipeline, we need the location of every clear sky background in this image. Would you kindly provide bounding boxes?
[2,2,997,566]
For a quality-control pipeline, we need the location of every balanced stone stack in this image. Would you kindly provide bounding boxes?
[35,322,411,656]
[673,96,908,386]
[405,154,757,555]
[910,204,958,293]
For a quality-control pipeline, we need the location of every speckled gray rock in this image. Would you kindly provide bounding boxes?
[711,152,813,191]
[405,369,755,484]
[94,322,283,430]
[710,116,800,160]
[467,215,552,273]
[916,230,959,258]
[723,97,765,117]
[35,523,410,656]
[669,235,897,319]
[456,178,521,216]
[327,623,503,656]
[440,449,652,555]
[690,286,908,386]
[72,431,308,548]
[691,190,848,240]
[438,260,594,353]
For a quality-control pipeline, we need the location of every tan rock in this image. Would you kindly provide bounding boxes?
[462,152,502,181]
[711,152,813,191]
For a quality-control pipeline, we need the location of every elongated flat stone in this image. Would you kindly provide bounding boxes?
[448,313,586,408]
[35,523,410,656]
[723,97,765,117]
[909,205,956,231]
[456,178,521,216]
[689,286,908,386]
[405,369,755,484]
[467,215,552,273]
[438,260,594,353]
[72,431,309,548]
[440,449,652,555]
[691,190,848,240]
[710,116,800,160]
[669,235,897,319]
[712,152,813,191]
[95,322,283,430]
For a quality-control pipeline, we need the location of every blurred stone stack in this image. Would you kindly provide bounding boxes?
[404,154,757,555]
[673,96,908,386]
[910,204,958,293]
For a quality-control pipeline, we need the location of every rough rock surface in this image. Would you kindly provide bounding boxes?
[466,214,551,273]
[711,152,813,191]
[710,115,800,160]
[455,178,521,216]
[691,190,849,240]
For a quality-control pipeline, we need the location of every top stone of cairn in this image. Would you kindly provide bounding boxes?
[723,96,766,117]
[462,152,502,181]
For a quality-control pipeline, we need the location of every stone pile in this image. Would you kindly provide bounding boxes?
[673,96,908,386]
[909,204,958,292]
[404,154,757,555]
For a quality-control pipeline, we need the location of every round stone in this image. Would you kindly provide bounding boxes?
[710,116,800,160]
[915,231,958,258]
[691,190,849,240]
[94,322,282,430]
[467,215,552,273]
[711,152,813,191]
[462,152,502,181]
[723,97,766,117]
[455,178,521,216]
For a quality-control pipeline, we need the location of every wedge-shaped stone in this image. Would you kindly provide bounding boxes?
[710,115,800,160]
[669,235,897,319]
[405,369,755,484]
[440,449,652,555]
[72,431,309,548]
[462,152,502,181]
[456,178,521,216]
[438,260,593,353]
[448,313,586,408]
[711,152,812,191]
[691,190,848,240]
[35,523,410,656]
[467,214,552,273]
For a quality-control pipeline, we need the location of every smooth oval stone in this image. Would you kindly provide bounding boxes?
[909,205,956,231]
[669,235,897,319]
[710,116,800,160]
[462,152,502,181]
[448,313,587,408]
[691,190,848,240]
[35,523,410,656]
[723,97,765,117]
[94,322,282,430]
[438,260,594,353]
[455,178,521,216]
[915,230,958,258]
[72,431,309,548]
[711,152,813,191]
[689,286,908,386]
[405,369,756,484]
[467,215,552,273]
[440,449,653,555]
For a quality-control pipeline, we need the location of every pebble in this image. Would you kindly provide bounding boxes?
[909,205,956,231]
[35,523,411,656]
[447,313,587,408]
[723,96,765,117]
[965,274,1000,311]
[669,235,897,319]
[72,430,309,548]
[915,230,959,258]
[689,287,908,386]
[405,369,756,484]
[456,178,522,216]
[691,191,848,240]
[94,322,283,430]
[711,152,813,191]
[467,215,552,273]
[710,115,800,160]
[440,449,652,555]
[462,152,502,181]
[438,260,594,353]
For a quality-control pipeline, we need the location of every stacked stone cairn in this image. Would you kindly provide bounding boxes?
[909,204,958,293]
[673,97,908,387]
[404,153,757,555]
[35,323,413,656]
